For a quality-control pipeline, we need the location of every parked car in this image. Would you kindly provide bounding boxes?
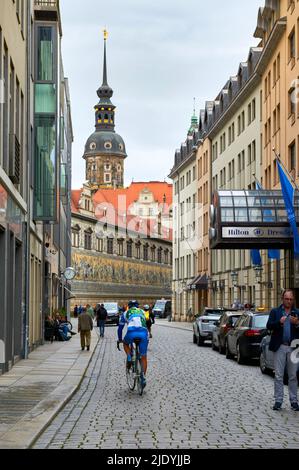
[103,302,120,325]
[225,311,269,364]
[193,307,226,346]
[212,311,244,354]
[260,334,299,384]
[153,299,171,319]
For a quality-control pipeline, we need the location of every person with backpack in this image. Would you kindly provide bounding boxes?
[96,303,108,338]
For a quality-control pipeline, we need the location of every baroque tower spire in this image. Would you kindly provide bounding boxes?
[83,30,127,190]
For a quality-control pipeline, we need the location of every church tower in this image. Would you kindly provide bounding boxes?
[83,30,127,189]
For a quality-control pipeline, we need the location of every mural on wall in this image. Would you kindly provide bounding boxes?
[72,250,172,287]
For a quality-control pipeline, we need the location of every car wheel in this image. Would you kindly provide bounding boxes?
[259,352,269,374]
[197,333,204,347]
[212,339,217,351]
[218,340,224,355]
[225,341,233,359]
[236,343,246,365]
[193,333,197,344]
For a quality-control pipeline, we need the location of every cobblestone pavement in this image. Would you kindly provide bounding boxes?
[34,324,299,449]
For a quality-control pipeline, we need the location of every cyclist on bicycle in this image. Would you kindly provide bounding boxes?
[117,300,148,388]
[144,304,155,338]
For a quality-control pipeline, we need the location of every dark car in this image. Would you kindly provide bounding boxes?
[153,300,171,319]
[225,311,269,364]
[260,334,299,384]
[212,311,244,354]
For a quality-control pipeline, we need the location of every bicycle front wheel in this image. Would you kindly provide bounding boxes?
[126,359,136,391]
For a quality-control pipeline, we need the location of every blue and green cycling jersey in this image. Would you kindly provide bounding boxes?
[118,307,147,341]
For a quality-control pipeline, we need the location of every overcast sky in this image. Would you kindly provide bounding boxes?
[59,0,262,189]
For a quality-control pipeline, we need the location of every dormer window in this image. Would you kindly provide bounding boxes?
[104,142,112,150]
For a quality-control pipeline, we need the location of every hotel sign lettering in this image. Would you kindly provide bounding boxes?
[222,227,293,239]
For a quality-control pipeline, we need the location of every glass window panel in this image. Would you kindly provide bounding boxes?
[262,208,276,222]
[234,197,247,207]
[37,26,54,81]
[220,196,233,207]
[247,196,261,206]
[34,115,56,220]
[235,208,248,222]
[276,209,288,222]
[221,209,234,222]
[35,84,56,113]
[249,209,263,222]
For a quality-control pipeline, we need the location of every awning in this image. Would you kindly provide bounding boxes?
[187,274,208,291]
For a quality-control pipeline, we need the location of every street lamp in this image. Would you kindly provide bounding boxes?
[254,265,273,288]
[230,271,238,287]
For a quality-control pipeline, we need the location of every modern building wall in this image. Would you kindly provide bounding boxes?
[210,85,262,308]
[0,0,29,372]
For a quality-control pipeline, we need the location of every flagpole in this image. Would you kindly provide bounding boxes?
[273,148,299,193]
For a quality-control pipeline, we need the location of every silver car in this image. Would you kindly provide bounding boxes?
[193,308,225,346]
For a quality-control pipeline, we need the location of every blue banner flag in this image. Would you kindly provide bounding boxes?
[277,159,299,258]
[251,249,262,266]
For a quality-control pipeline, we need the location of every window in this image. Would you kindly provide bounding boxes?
[289,28,295,64]
[289,141,296,172]
[107,238,114,254]
[289,87,296,117]
[36,26,54,81]
[158,248,162,264]
[104,173,111,183]
[127,241,132,258]
[151,246,156,262]
[143,245,148,261]
[84,231,92,250]
[248,103,252,125]
[164,250,169,264]
[72,229,80,248]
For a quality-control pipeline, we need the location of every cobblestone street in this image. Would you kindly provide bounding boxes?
[34,324,299,449]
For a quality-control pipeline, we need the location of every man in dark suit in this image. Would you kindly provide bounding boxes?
[267,289,299,411]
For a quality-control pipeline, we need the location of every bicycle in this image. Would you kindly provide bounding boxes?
[117,339,145,396]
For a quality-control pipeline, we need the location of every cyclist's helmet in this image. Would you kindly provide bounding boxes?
[143,305,150,311]
[128,300,139,309]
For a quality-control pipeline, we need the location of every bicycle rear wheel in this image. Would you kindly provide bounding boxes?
[136,359,143,396]
[126,348,136,391]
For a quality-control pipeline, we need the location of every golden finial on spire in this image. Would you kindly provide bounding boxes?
[103,28,108,41]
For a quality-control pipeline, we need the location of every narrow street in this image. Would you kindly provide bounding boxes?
[34,323,299,449]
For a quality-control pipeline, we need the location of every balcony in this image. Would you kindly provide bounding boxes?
[34,0,61,31]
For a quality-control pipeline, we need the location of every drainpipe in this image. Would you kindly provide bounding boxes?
[23,0,31,359]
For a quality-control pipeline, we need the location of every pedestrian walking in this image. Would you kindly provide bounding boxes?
[73,304,78,318]
[86,304,95,320]
[96,303,108,338]
[78,307,93,351]
[267,289,299,411]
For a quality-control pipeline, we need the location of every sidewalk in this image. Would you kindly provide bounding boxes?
[0,319,99,449]
[155,319,193,331]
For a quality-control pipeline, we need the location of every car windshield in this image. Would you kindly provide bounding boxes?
[231,315,242,326]
[204,310,223,316]
[104,303,118,312]
[154,302,166,310]
[253,314,269,328]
